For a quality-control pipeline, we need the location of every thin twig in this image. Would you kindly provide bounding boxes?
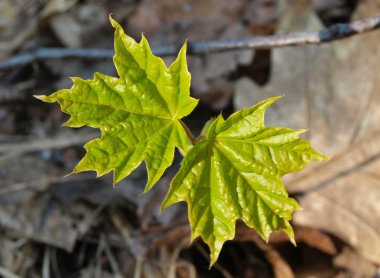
[0,14,379,70]
[0,173,94,196]
[103,236,124,278]
[95,235,106,278]
[0,131,97,162]
[11,242,31,274]
[167,238,190,278]
[77,199,110,236]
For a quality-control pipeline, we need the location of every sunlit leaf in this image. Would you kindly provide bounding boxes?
[36,16,198,191]
[162,97,328,266]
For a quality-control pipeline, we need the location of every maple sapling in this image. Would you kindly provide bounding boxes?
[35,16,328,266]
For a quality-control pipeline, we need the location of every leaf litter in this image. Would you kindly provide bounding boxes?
[1,0,380,276]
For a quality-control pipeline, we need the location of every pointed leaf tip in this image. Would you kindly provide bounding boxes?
[108,14,119,29]
[34,95,51,102]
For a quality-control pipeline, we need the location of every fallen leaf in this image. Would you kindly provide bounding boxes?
[291,131,380,264]
[234,0,380,155]
[269,226,337,255]
[287,130,380,193]
[293,164,380,265]
[333,247,377,277]
[0,166,80,251]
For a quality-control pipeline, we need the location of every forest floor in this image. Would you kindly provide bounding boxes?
[0,0,380,277]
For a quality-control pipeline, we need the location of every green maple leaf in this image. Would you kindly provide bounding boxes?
[35,16,198,191]
[35,16,328,267]
[162,97,328,266]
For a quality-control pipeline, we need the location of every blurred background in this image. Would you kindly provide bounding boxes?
[1,0,380,277]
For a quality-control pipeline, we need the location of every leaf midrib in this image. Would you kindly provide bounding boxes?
[106,120,174,153]
[117,39,174,117]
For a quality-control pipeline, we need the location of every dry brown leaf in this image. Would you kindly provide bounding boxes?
[235,223,294,278]
[0,150,119,252]
[269,227,337,255]
[333,247,377,277]
[0,188,79,251]
[291,131,380,265]
[234,0,380,155]
[294,177,380,265]
[288,130,380,193]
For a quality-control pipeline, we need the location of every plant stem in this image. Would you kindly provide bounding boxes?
[180,120,197,145]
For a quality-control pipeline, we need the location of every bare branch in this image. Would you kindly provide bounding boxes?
[0,14,379,70]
